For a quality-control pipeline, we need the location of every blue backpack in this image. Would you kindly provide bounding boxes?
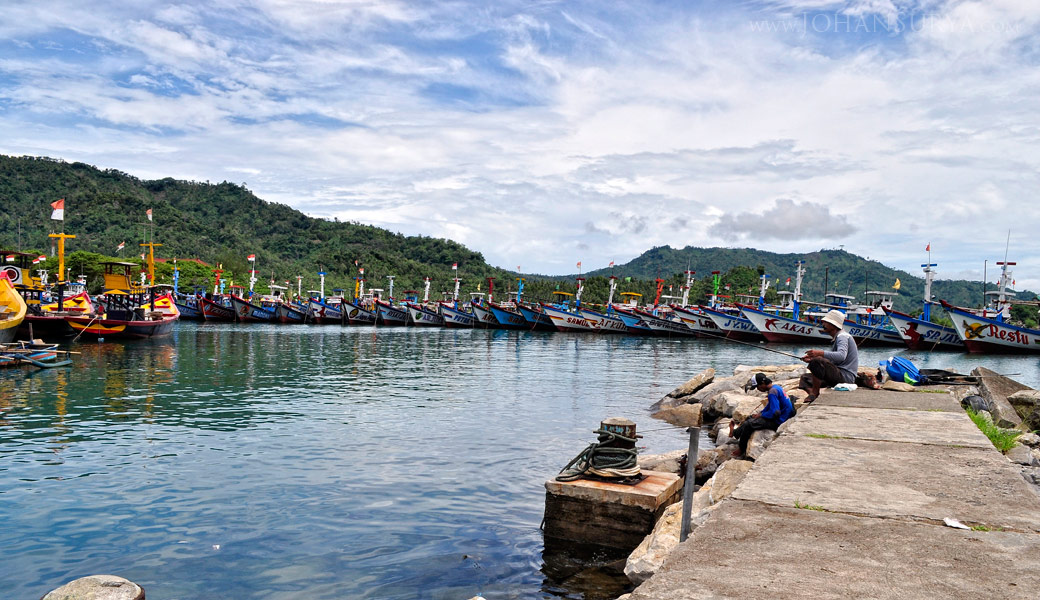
[879,356,922,385]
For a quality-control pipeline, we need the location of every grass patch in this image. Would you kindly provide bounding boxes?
[804,433,847,439]
[794,500,827,511]
[970,524,1004,532]
[916,389,950,394]
[966,408,1023,453]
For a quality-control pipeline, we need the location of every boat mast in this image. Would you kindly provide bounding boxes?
[793,261,805,319]
[653,278,664,307]
[387,275,395,300]
[249,254,258,295]
[487,277,495,304]
[319,270,326,299]
[680,270,695,307]
[358,268,366,299]
[607,275,617,306]
[575,277,584,308]
[757,273,771,310]
[921,261,937,321]
[711,271,721,308]
[423,277,431,302]
[297,275,303,301]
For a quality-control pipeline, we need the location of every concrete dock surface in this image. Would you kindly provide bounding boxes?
[628,387,1040,600]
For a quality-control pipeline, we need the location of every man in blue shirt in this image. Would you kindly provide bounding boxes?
[733,373,795,457]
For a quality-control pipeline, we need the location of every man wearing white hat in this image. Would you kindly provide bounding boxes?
[799,309,859,402]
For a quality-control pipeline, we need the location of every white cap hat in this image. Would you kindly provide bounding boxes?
[822,309,845,330]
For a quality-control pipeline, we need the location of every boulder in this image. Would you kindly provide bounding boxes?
[42,575,144,600]
[882,380,916,392]
[638,449,687,475]
[732,398,766,422]
[710,391,748,417]
[714,427,732,447]
[690,375,746,406]
[667,368,716,399]
[1007,390,1040,431]
[787,388,809,402]
[746,429,778,460]
[733,364,804,376]
[1006,444,1039,467]
[652,403,703,428]
[624,460,752,584]
[1018,432,1040,448]
[972,367,1027,429]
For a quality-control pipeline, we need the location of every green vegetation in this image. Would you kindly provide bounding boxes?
[966,408,1023,453]
[794,500,827,511]
[970,524,1004,532]
[804,433,847,439]
[2,154,1035,311]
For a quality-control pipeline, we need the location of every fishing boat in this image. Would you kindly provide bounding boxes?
[882,260,966,351]
[374,297,409,326]
[228,287,277,323]
[577,275,628,333]
[0,340,71,369]
[275,301,308,324]
[64,261,180,340]
[540,283,598,333]
[173,293,206,321]
[468,294,498,328]
[631,306,697,336]
[939,259,1040,353]
[667,270,722,337]
[439,302,475,328]
[308,297,345,325]
[800,291,904,347]
[199,295,236,322]
[700,304,764,342]
[404,278,445,326]
[0,272,28,344]
[487,300,527,329]
[22,287,97,338]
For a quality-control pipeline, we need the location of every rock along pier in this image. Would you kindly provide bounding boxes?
[626,384,1040,599]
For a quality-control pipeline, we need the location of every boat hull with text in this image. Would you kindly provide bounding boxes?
[941,301,1040,354]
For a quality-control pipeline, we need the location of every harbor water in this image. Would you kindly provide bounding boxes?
[1,323,1037,599]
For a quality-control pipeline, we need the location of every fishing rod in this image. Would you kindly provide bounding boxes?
[695,328,805,360]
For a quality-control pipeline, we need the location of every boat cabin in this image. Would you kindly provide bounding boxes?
[776,290,796,309]
[551,291,574,308]
[228,285,247,299]
[370,288,385,302]
[824,293,856,308]
[402,290,420,303]
[1,250,46,292]
[863,291,896,311]
[619,292,641,308]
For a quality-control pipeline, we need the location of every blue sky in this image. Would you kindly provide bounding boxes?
[2,0,1039,289]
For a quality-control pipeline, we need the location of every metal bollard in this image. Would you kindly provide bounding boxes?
[679,425,700,542]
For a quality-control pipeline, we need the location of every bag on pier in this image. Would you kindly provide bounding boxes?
[879,356,923,386]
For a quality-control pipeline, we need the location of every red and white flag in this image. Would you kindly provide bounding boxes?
[925,243,930,252]
[359,267,365,275]
[140,253,146,260]
[609,260,614,267]
[146,208,153,222]
[785,277,791,285]
[247,254,256,261]
[451,262,458,270]
[4,255,14,262]
[517,265,521,272]
[117,241,125,251]
[50,198,65,220]
[33,255,46,264]
[576,261,581,269]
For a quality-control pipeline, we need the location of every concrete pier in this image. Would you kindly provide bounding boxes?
[627,387,1040,599]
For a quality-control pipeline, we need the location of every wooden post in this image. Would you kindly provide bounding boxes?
[48,233,75,283]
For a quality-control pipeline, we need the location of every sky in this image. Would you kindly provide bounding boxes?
[1,0,1038,290]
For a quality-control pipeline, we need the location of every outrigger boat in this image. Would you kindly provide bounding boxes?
[883,259,963,350]
[540,277,598,332]
[940,259,1040,354]
[66,261,180,339]
[0,340,72,369]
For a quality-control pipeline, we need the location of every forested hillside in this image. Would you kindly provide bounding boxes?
[1,154,1032,322]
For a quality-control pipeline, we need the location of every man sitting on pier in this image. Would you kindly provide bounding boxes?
[734,373,795,457]
[799,309,859,402]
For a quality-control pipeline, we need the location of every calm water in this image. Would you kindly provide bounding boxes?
[1,323,1037,599]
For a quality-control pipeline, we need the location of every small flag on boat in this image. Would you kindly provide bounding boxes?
[451,262,458,270]
[576,261,581,269]
[50,198,65,220]
[117,241,125,251]
[785,277,791,285]
[146,208,153,221]
[925,243,930,252]
[892,278,901,290]
[140,253,146,260]
[517,265,521,272]
[359,268,364,275]
[5,255,14,262]
[247,254,256,261]
[354,259,359,266]
[609,260,614,267]
[33,255,46,264]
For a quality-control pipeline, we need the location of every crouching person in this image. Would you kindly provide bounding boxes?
[799,309,859,402]
[734,373,795,457]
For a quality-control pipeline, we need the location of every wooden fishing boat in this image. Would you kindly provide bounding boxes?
[173,293,206,321]
[307,298,344,324]
[741,305,830,343]
[486,301,527,329]
[699,305,763,341]
[20,289,96,338]
[199,295,236,322]
[631,307,698,337]
[540,302,598,332]
[0,272,28,344]
[229,293,276,322]
[468,296,498,328]
[406,302,444,326]
[0,340,71,369]
[668,305,722,336]
[67,292,180,340]
[439,303,475,328]
[610,306,655,335]
[275,302,308,324]
[517,303,556,331]
[343,300,378,325]
[882,260,964,350]
[577,307,628,333]
[941,300,1040,354]
[374,298,409,326]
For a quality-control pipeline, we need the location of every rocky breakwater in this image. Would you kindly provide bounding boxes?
[625,363,811,584]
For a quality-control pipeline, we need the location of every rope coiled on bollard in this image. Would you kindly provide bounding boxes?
[555,427,641,481]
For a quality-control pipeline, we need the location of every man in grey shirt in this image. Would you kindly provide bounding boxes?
[799,309,859,402]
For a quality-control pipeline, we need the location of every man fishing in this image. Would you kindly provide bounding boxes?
[799,309,859,402]
[733,372,795,457]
